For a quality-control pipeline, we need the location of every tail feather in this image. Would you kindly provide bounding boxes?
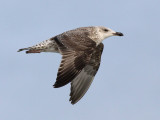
[17,48,29,52]
[17,39,59,54]
[17,48,41,54]
[26,50,41,54]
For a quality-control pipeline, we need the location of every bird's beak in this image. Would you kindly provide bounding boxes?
[113,32,124,36]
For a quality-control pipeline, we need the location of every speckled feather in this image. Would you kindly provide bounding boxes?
[18,26,123,104]
[69,43,104,104]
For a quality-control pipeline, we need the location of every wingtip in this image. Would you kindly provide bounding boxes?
[53,84,56,88]
[53,83,60,88]
[53,81,69,88]
[69,97,77,105]
[71,102,75,105]
[17,49,23,52]
[69,99,74,105]
[70,100,76,105]
[17,49,29,54]
[17,48,28,52]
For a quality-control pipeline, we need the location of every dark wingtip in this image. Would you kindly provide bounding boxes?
[53,83,60,88]
[53,84,56,88]
[69,98,75,105]
[17,49,23,52]
[70,99,77,105]
[26,51,30,54]
[17,48,28,52]
[71,102,75,105]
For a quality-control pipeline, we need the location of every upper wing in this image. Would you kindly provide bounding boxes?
[53,34,96,88]
[69,43,104,104]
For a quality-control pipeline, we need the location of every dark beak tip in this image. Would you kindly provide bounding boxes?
[116,32,124,36]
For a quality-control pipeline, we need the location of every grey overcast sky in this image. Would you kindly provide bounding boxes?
[0,0,160,120]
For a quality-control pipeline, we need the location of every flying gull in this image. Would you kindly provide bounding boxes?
[18,26,123,104]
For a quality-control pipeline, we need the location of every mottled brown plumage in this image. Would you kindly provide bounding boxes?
[69,43,104,104]
[18,26,123,104]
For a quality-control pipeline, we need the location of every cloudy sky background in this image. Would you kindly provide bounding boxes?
[0,0,160,120]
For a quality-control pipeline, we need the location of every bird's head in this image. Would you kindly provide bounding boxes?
[98,26,124,40]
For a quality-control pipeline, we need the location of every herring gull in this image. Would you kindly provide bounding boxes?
[18,26,123,104]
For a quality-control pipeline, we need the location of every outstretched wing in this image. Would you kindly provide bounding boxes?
[53,33,96,88]
[69,43,104,104]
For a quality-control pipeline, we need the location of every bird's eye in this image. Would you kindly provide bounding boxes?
[104,29,108,32]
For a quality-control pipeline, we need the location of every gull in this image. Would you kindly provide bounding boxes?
[18,26,123,104]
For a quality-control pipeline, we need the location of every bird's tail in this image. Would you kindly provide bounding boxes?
[17,48,29,52]
[17,47,41,54]
[17,39,57,54]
